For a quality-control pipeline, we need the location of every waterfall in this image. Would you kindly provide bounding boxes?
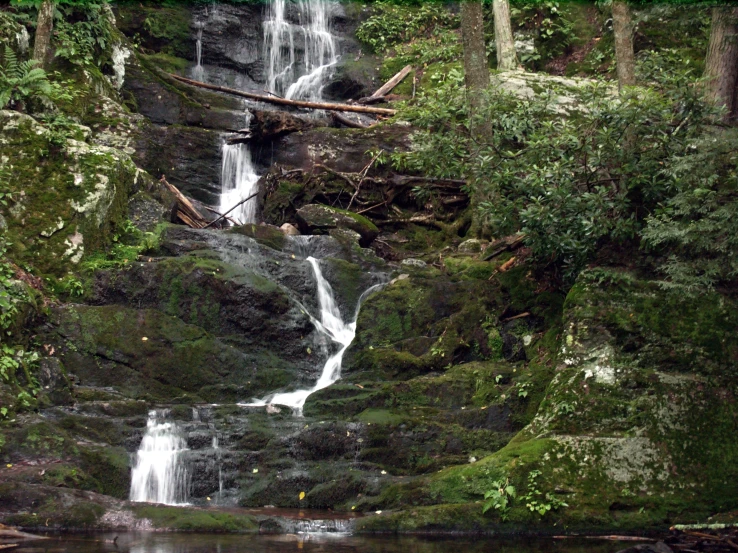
[192,21,205,82]
[264,0,339,101]
[243,255,382,416]
[220,141,260,225]
[212,435,223,504]
[129,411,190,505]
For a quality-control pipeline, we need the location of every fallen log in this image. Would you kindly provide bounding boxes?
[376,214,443,229]
[161,177,209,229]
[482,233,526,261]
[168,74,397,116]
[369,65,413,99]
[332,112,372,129]
[357,95,389,105]
[0,524,46,541]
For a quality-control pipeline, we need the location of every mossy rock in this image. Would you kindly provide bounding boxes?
[48,304,298,403]
[133,504,259,532]
[0,111,139,276]
[296,204,379,247]
[228,223,286,251]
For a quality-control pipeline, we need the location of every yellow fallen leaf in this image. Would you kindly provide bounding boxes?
[142,337,148,341]
[299,491,305,501]
[252,468,259,473]
[6,464,12,468]
[207,497,211,501]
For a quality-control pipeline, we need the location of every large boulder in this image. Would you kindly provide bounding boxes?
[296,204,379,247]
[0,111,143,276]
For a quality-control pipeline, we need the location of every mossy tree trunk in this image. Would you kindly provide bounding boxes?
[32,0,55,69]
[704,7,738,122]
[612,1,636,92]
[493,0,518,71]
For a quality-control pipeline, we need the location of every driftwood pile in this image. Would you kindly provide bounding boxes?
[613,528,738,553]
[664,527,738,553]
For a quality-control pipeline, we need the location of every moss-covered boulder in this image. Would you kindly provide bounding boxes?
[360,270,738,533]
[0,111,141,276]
[296,204,379,246]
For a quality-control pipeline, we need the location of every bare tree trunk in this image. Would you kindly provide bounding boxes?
[460,1,490,95]
[704,7,738,122]
[460,1,492,238]
[33,0,55,69]
[612,1,636,91]
[493,0,518,71]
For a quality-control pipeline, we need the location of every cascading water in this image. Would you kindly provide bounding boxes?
[129,411,190,505]
[264,0,339,101]
[244,251,382,416]
[192,21,205,82]
[219,139,260,225]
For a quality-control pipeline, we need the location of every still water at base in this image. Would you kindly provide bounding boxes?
[10,533,631,553]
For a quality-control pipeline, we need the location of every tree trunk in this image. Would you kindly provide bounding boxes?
[612,1,636,91]
[460,1,492,237]
[704,7,738,122]
[32,0,55,69]
[493,0,518,71]
[460,1,490,95]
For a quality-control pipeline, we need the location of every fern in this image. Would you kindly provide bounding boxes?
[0,46,75,111]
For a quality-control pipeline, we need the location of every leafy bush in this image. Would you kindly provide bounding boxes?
[356,1,458,54]
[55,2,114,70]
[395,69,717,284]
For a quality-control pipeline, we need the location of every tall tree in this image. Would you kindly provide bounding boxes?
[32,0,55,69]
[704,7,738,122]
[460,0,490,97]
[612,1,636,91]
[493,0,518,71]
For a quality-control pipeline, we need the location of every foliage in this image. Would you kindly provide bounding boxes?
[520,469,568,516]
[510,1,575,68]
[483,478,516,519]
[356,1,458,54]
[395,67,716,284]
[54,2,114,70]
[642,129,738,292]
[0,47,74,110]
[0,238,41,417]
[80,219,162,273]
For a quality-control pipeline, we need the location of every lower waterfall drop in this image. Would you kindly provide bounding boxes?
[244,255,382,416]
[129,411,190,505]
[219,141,259,225]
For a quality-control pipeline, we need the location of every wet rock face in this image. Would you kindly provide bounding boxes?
[193,4,265,86]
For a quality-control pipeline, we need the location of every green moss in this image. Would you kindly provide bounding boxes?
[357,408,405,425]
[0,112,137,277]
[133,505,259,532]
[142,52,189,74]
[228,223,286,251]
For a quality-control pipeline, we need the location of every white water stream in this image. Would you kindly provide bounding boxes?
[243,256,381,416]
[130,411,190,505]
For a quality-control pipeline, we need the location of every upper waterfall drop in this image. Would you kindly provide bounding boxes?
[130,411,190,505]
[264,0,339,101]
